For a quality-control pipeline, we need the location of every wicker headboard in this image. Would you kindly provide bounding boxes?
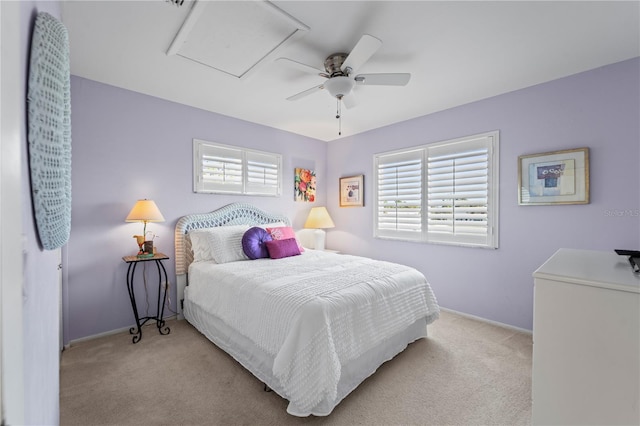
[174,202,290,275]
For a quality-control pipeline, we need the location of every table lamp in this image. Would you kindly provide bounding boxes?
[125,199,165,257]
[304,206,335,251]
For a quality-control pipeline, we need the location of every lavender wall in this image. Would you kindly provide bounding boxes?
[66,77,327,342]
[20,1,64,424]
[67,58,639,343]
[326,58,640,330]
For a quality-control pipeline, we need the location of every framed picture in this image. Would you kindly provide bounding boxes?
[340,175,364,207]
[294,168,316,202]
[518,148,589,205]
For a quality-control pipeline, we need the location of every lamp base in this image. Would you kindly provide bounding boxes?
[313,229,326,251]
[136,253,154,259]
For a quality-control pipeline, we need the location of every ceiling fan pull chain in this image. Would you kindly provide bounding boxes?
[336,97,342,135]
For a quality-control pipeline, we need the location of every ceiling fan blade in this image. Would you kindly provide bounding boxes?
[341,34,382,74]
[354,73,411,86]
[276,58,327,77]
[286,84,324,101]
[342,93,357,109]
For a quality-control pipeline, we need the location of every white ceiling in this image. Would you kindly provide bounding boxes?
[61,1,639,142]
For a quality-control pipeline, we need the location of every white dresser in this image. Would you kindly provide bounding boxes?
[532,249,640,426]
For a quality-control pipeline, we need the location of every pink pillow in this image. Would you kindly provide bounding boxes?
[266,226,305,252]
[265,238,301,259]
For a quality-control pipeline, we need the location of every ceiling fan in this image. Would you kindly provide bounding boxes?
[277,34,411,109]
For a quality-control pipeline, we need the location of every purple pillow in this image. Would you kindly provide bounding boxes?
[242,227,273,260]
[265,238,301,259]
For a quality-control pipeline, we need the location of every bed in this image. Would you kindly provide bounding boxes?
[174,203,439,416]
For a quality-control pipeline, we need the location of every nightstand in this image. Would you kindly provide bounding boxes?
[122,253,171,343]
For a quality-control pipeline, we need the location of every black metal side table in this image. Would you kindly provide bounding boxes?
[122,253,171,343]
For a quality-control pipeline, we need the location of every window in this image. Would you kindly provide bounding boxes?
[374,131,499,248]
[193,139,282,196]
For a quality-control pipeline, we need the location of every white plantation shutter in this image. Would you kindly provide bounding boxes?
[193,139,282,196]
[427,135,495,246]
[374,131,499,248]
[245,151,281,196]
[196,143,243,193]
[375,149,423,240]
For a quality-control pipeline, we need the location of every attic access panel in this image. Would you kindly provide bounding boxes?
[167,0,308,79]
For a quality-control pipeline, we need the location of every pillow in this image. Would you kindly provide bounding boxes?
[258,221,287,229]
[266,226,305,252]
[188,229,216,262]
[242,227,272,260]
[203,225,250,264]
[265,238,301,259]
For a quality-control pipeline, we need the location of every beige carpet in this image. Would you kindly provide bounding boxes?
[60,311,532,425]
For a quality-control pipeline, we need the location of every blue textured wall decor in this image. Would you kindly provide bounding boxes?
[27,12,72,250]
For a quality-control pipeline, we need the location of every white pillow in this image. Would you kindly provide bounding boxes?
[188,229,216,263]
[206,224,250,264]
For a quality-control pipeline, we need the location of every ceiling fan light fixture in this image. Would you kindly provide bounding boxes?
[324,76,355,99]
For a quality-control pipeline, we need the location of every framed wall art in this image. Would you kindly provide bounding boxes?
[518,148,589,205]
[294,168,316,202]
[339,175,364,207]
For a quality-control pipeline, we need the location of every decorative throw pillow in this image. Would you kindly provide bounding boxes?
[242,227,272,260]
[258,222,286,229]
[265,238,301,259]
[206,224,250,264]
[266,226,305,252]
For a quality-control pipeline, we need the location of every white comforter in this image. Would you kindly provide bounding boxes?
[187,250,439,415]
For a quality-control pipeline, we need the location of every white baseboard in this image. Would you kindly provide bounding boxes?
[65,315,178,349]
[439,307,532,335]
[66,308,530,349]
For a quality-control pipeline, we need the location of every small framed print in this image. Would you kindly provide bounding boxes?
[340,175,364,207]
[518,147,589,205]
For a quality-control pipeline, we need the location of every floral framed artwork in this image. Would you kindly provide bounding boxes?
[294,168,316,202]
[518,147,589,205]
[340,175,364,207]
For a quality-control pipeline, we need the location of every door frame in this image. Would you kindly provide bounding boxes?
[1,1,26,424]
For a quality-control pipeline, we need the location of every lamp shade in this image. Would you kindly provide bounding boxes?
[125,199,165,223]
[304,207,335,229]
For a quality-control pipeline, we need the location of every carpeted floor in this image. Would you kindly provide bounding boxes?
[60,310,532,425]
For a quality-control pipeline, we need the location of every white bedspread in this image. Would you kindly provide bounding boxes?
[187,250,439,415]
